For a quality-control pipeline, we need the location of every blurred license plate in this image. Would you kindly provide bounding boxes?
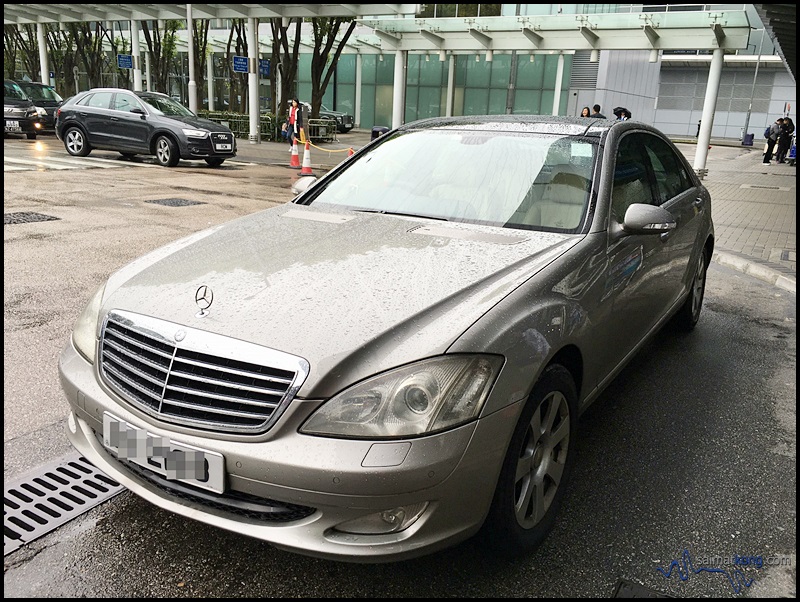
[102,412,225,493]
[5,120,21,132]
[214,143,231,151]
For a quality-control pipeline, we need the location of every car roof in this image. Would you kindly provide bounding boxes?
[397,114,637,136]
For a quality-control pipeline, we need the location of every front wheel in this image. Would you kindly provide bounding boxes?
[672,246,708,332]
[204,157,225,167]
[64,127,91,157]
[481,364,578,555]
[155,135,179,167]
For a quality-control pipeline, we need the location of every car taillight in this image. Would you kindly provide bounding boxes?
[57,108,61,117]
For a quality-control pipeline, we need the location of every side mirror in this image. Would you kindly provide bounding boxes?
[622,204,676,235]
[130,107,145,116]
[291,176,318,196]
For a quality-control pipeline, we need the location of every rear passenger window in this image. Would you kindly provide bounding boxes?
[84,92,113,109]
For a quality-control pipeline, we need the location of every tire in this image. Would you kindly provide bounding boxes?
[672,246,708,332]
[154,135,179,167]
[64,127,91,157]
[119,152,136,159]
[26,132,37,140]
[481,364,578,555]
[204,157,225,167]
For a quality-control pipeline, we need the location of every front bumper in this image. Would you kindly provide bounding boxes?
[4,114,42,135]
[59,339,518,562]
[179,132,237,160]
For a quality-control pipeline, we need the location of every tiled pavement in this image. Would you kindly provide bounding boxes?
[236,131,796,294]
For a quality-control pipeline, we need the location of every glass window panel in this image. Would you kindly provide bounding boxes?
[377,55,395,84]
[513,89,542,114]
[490,54,511,87]
[466,58,492,87]
[516,55,544,89]
[362,55,377,84]
[337,55,356,84]
[488,88,507,114]
[419,57,444,86]
[463,87,489,115]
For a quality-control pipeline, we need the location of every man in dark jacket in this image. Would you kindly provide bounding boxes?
[590,104,606,119]
[763,118,783,165]
[775,117,794,164]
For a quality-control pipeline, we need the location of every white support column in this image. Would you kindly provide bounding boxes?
[131,20,142,91]
[446,54,455,117]
[693,48,724,177]
[145,51,152,91]
[247,17,259,143]
[37,23,49,85]
[186,4,197,112]
[355,53,362,128]
[391,49,406,129]
[207,53,215,111]
[552,53,564,116]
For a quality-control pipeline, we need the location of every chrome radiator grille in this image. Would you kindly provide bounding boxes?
[99,310,309,434]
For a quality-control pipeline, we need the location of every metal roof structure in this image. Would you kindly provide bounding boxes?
[2,4,419,23]
[754,3,796,81]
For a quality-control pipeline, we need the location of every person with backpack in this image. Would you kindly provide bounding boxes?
[762,118,783,165]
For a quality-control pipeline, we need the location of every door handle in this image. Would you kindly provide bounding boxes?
[110,117,119,121]
[660,231,672,242]
[693,197,704,207]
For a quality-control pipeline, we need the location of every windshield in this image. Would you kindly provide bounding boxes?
[4,81,28,101]
[140,95,195,117]
[306,129,596,232]
[19,84,62,102]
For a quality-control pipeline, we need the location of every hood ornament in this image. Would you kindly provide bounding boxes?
[195,285,214,318]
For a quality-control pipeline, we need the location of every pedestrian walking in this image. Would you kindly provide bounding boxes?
[613,107,632,121]
[762,117,783,165]
[591,104,606,119]
[775,117,794,164]
[284,98,304,149]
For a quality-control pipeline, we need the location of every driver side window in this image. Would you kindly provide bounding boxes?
[611,135,653,223]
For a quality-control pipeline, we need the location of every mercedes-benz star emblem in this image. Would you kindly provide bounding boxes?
[195,285,214,317]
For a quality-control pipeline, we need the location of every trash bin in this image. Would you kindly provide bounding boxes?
[371,126,389,141]
[742,133,754,146]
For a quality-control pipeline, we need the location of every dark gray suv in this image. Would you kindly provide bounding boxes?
[55,88,237,167]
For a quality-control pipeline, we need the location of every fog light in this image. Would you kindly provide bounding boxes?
[34,122,42,129]
[335,502,428,535]
[67,411,77,434]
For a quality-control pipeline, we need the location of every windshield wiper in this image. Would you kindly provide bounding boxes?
[355,209,448,221]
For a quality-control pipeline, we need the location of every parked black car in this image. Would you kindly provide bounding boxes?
[16,81,63,131]
[302,102,354,133]
[55,88,237,167]
[4,79,43,139]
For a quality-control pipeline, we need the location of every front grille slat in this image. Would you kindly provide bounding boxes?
[168,368,290,396]
[172,355,294,386]
[164,383,280,409]
[99,310,308,434]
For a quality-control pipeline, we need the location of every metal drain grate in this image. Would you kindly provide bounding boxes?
[4,452,124,556]
[4,212,60,225]
[146,198,205,207]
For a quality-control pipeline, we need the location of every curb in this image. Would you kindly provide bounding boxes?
[712,250,796,294]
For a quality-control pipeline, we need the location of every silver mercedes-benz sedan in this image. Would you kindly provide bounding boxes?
[59,115,714,562]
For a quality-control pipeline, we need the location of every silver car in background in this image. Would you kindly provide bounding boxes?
[59,115,713,562]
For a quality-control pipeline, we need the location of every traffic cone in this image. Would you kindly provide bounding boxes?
[290,138,300,168]
[300,141,314,176]
[348,148,354,157]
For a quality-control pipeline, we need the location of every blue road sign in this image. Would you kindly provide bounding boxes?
[117,54,133,69]
[259,59,270,77]
[233,56,248,73]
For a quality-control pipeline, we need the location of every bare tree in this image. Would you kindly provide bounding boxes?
[308,18,356,119]
[67,22,108,88]
[192,19,210,107]
[3,25,20,79]
[269,18,302,120]
[141,20,179,93]
[5,24,39,80]
[224,19,249,113]
[45,25,79,95]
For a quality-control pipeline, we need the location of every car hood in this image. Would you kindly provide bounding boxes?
[99,204,578,397]
[4,97,34,108]
[159,114,232,133]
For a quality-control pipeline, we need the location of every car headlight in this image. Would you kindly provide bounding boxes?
[301,355,503,438]
[72,283,106,363]
[26,107,38,117]
[182,128,209,138]
[35,106,47,118]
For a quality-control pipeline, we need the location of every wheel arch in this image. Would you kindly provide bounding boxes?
[149,130,181,155]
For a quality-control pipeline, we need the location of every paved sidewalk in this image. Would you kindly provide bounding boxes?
[236,130,796,294]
